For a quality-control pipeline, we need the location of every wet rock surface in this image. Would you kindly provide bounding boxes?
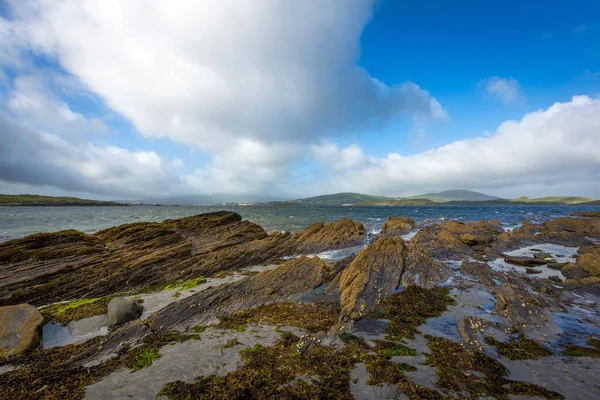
[1,212,600,399]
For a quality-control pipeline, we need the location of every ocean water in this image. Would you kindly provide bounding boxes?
[1,204,600,242]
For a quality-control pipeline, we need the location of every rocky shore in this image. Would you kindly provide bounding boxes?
[1,211,599,399]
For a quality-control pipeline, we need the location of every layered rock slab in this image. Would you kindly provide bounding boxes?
[339,237,407,320]
[0,212,366,307]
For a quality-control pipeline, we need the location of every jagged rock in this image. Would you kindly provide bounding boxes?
[410,219,502,260]
[401,246,451,289]
[459,233,494,246]
[0,304,44,357]
[547,262,567,270]
[326,254,357,295]
[548,276,562,283]
[457,316,487,351]
[292,218,366,253]
[495,217,600,251]
[575,246,600,275]
[0,230,104,263]
[377,216,416,237]
[338,237,407,320]
[493,281,549,328]
[149,256,333,332]
[0,212,366,307]
[569,211,600,218]
[460,261,497,286]
[561,263,591,280]
[107,298,143,327]
[503,256,547,267]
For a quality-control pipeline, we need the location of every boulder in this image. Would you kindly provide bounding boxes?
[107,298,143,327]
[0,304,44,357]
[378,216,417,237]
[338,237,407,320]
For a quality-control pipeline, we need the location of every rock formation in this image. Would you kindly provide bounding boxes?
[0,212,366,307]
[338,237,407,320]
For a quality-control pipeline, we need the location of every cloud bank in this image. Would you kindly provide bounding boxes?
[310,95,600,198]
[0,1,598,199]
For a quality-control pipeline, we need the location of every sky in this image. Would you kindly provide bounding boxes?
[0,0,599,200]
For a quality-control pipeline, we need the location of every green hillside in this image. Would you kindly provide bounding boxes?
[511,196,596,205]
[0,194,123,206]
[295,192,393,205]
[357,198,435,206]
[406,190,501,202]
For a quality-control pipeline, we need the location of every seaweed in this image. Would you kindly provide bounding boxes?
[484,336,553,360]
[562,336,600,358]
[0,330,200,400]
[159,332,364,400]
[425,335,564,399]
[374,340,418,357]
[372,286,455,340]
[214,301,340,334]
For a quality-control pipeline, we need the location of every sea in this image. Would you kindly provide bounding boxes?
[2,203,600,243]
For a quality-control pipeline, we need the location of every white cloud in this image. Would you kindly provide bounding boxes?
[0,112,180,197]
[480,76,524,104]
[0,0,446,194]
[7,75,109,137]
[309,96,600,198]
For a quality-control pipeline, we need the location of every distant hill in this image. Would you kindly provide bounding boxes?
[0,194,125,206]
[296,190,598,206]
[137,193,285,205]
[295,192,392,205]
[357,198,435,206]
[407,190,502,202]
[511,196,596,205]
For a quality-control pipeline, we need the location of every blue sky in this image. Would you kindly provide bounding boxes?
[0,0,599,200]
